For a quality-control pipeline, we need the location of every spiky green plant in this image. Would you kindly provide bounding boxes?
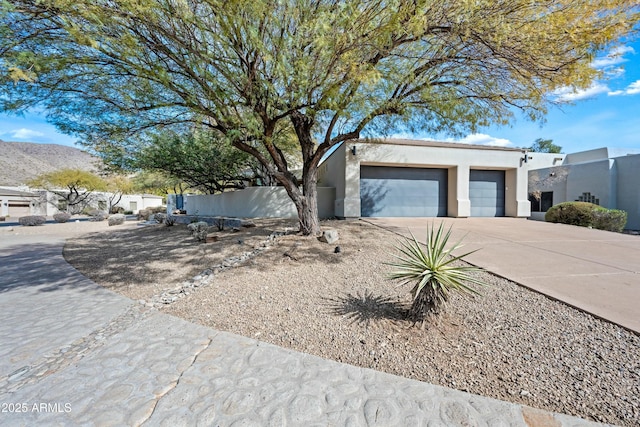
[388,223,488,323]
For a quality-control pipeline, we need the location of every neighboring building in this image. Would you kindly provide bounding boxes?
[527,147,640,230]
[0,187,164,217]
[318,139,531,219]
[0,187,39,217]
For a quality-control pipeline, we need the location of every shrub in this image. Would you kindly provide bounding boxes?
[18,215,46,226]
[90,211,108,221]
[165,215,176,226]
[545,202,595,227]
[545,202,627,232]
[187,221,210,241]
[123,210,133,215]
[137,209,150,220]
[591,208,627,232]
[108,213,125,226]
[154,213,166,223]
[53,212,72,223]
[388,223,488,325]
[149,206,166,214]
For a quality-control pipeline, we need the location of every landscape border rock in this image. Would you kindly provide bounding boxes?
[147,230,290,307]
[319,229,339,244]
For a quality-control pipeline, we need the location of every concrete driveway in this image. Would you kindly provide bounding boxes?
[366,217,640,333]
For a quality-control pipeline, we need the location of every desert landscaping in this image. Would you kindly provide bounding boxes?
[34,218,639,426]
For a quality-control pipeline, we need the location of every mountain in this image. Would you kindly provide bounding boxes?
[0,140,102,186]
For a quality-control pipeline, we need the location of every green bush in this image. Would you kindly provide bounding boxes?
[591,208,627,232]
[545,202,627,232]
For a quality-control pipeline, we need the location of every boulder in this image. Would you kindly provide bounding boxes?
[318,229,339,244]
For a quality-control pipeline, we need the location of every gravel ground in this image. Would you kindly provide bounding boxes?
[56,218,640,426]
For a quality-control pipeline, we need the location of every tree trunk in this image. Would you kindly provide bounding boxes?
[298,167,320,235]
[289,111,322,235]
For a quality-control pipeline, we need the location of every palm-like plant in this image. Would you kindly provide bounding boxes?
[388,222,488,323]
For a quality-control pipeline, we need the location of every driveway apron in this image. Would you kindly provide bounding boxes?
[366,217,640,333]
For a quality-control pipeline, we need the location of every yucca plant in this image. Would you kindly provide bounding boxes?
[388,223,488,324]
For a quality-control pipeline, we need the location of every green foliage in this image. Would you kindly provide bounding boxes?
[29,168,107,214]
[388,223,488,323]
[29,169,106,192]
[545,202,627,232]
[529,138,562,154]
[133,130,257,194]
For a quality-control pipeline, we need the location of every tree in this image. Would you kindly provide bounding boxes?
[529,138,562,154]
[2,1,638,234]
[103,174,133,213]
[132,129,265,194]
[29,169,106,214]
[131,170,189,196]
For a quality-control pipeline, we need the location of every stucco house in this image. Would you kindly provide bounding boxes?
[527,147,640,230]
[318,139,531,219]
[0,187,39,218]
[180,139,532,220]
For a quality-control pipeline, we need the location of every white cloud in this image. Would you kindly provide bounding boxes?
[608,80,640,96]
[626,80,640,95]
[553,83,610,102]
[591,46,635,69]
[6,128,45,140]
[449,133,513,147]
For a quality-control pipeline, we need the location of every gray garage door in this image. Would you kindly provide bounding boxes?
[360,166,448,217]
[469,170,505,217]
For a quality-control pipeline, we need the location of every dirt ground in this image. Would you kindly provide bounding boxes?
[61,218,640,426]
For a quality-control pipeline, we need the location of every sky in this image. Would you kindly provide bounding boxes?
[0,41,639,155]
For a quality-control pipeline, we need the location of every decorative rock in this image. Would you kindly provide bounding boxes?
[319,229,339,244]
[334,246,341,254]
[108,214,126,226]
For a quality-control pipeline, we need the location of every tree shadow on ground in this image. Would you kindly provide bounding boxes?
[324,290,409,325]
[0,242,102,294]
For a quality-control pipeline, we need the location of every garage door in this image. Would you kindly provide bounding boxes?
[8,202,31,218]
[360,166,448,217]
[469,170,505,217]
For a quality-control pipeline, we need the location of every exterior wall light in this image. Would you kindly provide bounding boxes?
[351,146,357,156]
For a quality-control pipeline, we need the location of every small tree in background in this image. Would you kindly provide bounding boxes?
[103,175,133,213]
[29,169,107,214]
[529,138,562,154]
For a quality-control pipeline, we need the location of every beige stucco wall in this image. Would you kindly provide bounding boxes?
[322,139,530,218]
[184,187,336,219]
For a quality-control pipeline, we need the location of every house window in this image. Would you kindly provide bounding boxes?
[529,191,553,212]
[129,201,138,212]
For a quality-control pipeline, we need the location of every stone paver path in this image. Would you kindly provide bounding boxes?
[0,233,604,426]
